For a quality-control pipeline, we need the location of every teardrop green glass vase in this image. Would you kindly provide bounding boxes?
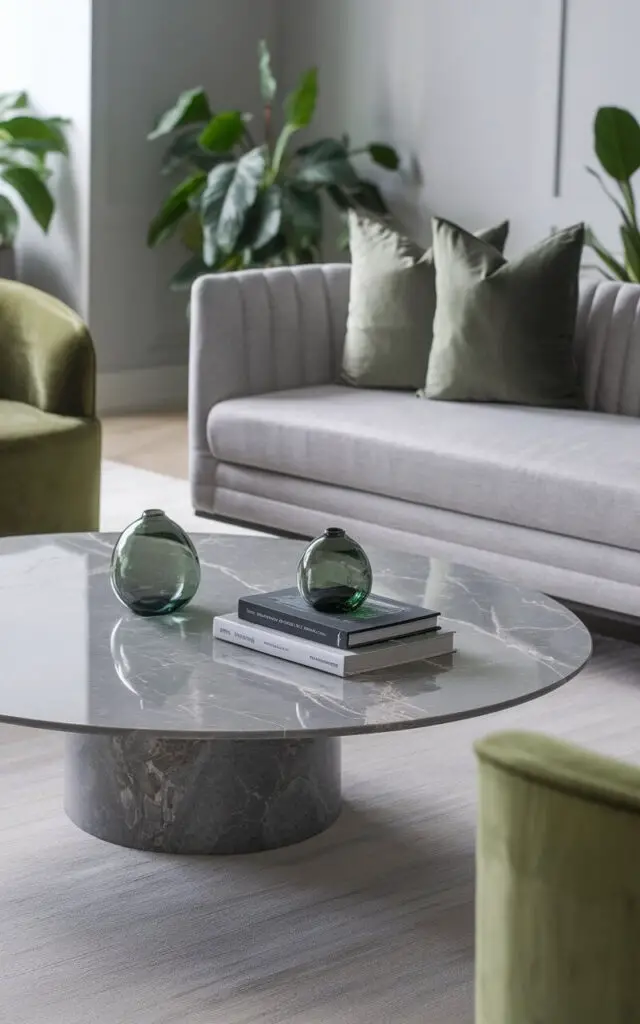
[110,509,201,616]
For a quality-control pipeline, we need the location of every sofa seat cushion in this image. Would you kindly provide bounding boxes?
[207,385,640,552]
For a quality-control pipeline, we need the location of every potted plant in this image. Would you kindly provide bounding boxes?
[586,105,640,282]
[0,91,69,279]
[147,39,400,296]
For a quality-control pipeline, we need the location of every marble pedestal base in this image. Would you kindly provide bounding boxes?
[64,733,341,854]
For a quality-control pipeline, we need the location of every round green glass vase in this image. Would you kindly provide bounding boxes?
[110,509,201,616]
[297,527,373,612]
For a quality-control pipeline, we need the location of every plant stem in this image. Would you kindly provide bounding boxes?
[620,178,638,228]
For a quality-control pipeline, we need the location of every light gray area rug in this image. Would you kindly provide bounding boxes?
[2,635,640,1024]
[100,460,256,535]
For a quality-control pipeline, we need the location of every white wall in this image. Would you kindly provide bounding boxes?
[90,0,278,405]
[0,0,279,410]
[279,0,635,258]
[0,0,92,314]
[555,0,640,251]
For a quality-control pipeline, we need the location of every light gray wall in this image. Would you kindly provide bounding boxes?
[2,0,636,409]
[279,0,635,257]
[0,0,92,314]
[90,0,278,382]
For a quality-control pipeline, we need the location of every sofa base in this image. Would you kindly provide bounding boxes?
[194,462,640,623]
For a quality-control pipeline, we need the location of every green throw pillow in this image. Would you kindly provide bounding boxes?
[422,218,585,406]
[340,211,509,389]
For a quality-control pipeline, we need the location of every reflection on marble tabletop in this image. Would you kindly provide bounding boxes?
[0,533,591,737]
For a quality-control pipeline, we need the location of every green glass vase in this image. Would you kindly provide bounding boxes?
[297,527,373,612]
[110,509,201,616]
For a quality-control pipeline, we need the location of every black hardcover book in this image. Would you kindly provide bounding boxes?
[237,588,439,649]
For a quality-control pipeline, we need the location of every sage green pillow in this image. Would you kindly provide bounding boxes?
[422,218,585,407]
[340,211,509,389]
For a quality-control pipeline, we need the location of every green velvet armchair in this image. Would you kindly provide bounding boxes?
[475,730,640,1024]
[0,280,100,536]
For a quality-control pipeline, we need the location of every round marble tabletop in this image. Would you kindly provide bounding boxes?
[0,533,591,739]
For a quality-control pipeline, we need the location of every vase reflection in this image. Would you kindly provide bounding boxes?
[109,608,212,709]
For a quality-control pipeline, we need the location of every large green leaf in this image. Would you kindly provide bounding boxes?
[281,184,322,240]
[161,128,225,175]
[0,144,49,173]
[198,111,245,153]
[258,40,277,103]
[2,116,68,155]
[325,184,350,211]
[202,226,217,267]
[216,146,268,253]
[0,91,28,117]
[179,211,204,254]
[200,162,237,223]
[239,186,282,251]
[0,194,19,244]
[594,106,640,182]
[348,179,388,214]
[368,143,400,170]
[293,138,360,188]
[296,138,345,161]
[284,68,318,129]
[199,162,236,264]
[326,179,388,217]
[247,230,288,265]
[621,223,640,282]
[147,172,206,246]
[585,226,630,281]
[271,70,318,177]
[170,254,208,292]
[148,87,211,140]
[1,167,53,231]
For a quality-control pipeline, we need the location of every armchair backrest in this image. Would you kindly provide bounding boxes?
[475,729,640,1024]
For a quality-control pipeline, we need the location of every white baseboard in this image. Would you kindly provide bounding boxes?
[97,364,188,415]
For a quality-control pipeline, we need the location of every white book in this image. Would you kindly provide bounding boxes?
[213,613,455,677]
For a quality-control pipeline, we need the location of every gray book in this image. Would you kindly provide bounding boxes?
[214,613,454,677]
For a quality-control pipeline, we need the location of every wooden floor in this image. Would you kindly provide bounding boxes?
[101,413,188,479]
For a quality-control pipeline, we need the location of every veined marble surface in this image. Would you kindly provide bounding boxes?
[0,534,591,738]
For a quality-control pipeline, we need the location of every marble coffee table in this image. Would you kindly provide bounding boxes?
[0,533,591,854]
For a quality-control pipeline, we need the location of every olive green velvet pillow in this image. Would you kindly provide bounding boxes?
[340,211,509,389]
[422,218,585,406]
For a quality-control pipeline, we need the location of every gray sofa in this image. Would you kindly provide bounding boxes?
[189,264,640,620]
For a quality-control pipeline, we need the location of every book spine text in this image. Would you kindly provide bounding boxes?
[237,599,347,648]
[214,619,346,676]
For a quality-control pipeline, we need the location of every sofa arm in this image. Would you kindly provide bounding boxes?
[575,280,640,415]
[0,280,96,418]
[475,730,640,1024]
[189,264,350,509]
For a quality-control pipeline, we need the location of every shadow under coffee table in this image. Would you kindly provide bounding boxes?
[0,534,591,854]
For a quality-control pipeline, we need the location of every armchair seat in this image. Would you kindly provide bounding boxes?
[0,400,100,535]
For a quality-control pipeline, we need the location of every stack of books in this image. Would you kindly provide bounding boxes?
[213,587,455,677]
